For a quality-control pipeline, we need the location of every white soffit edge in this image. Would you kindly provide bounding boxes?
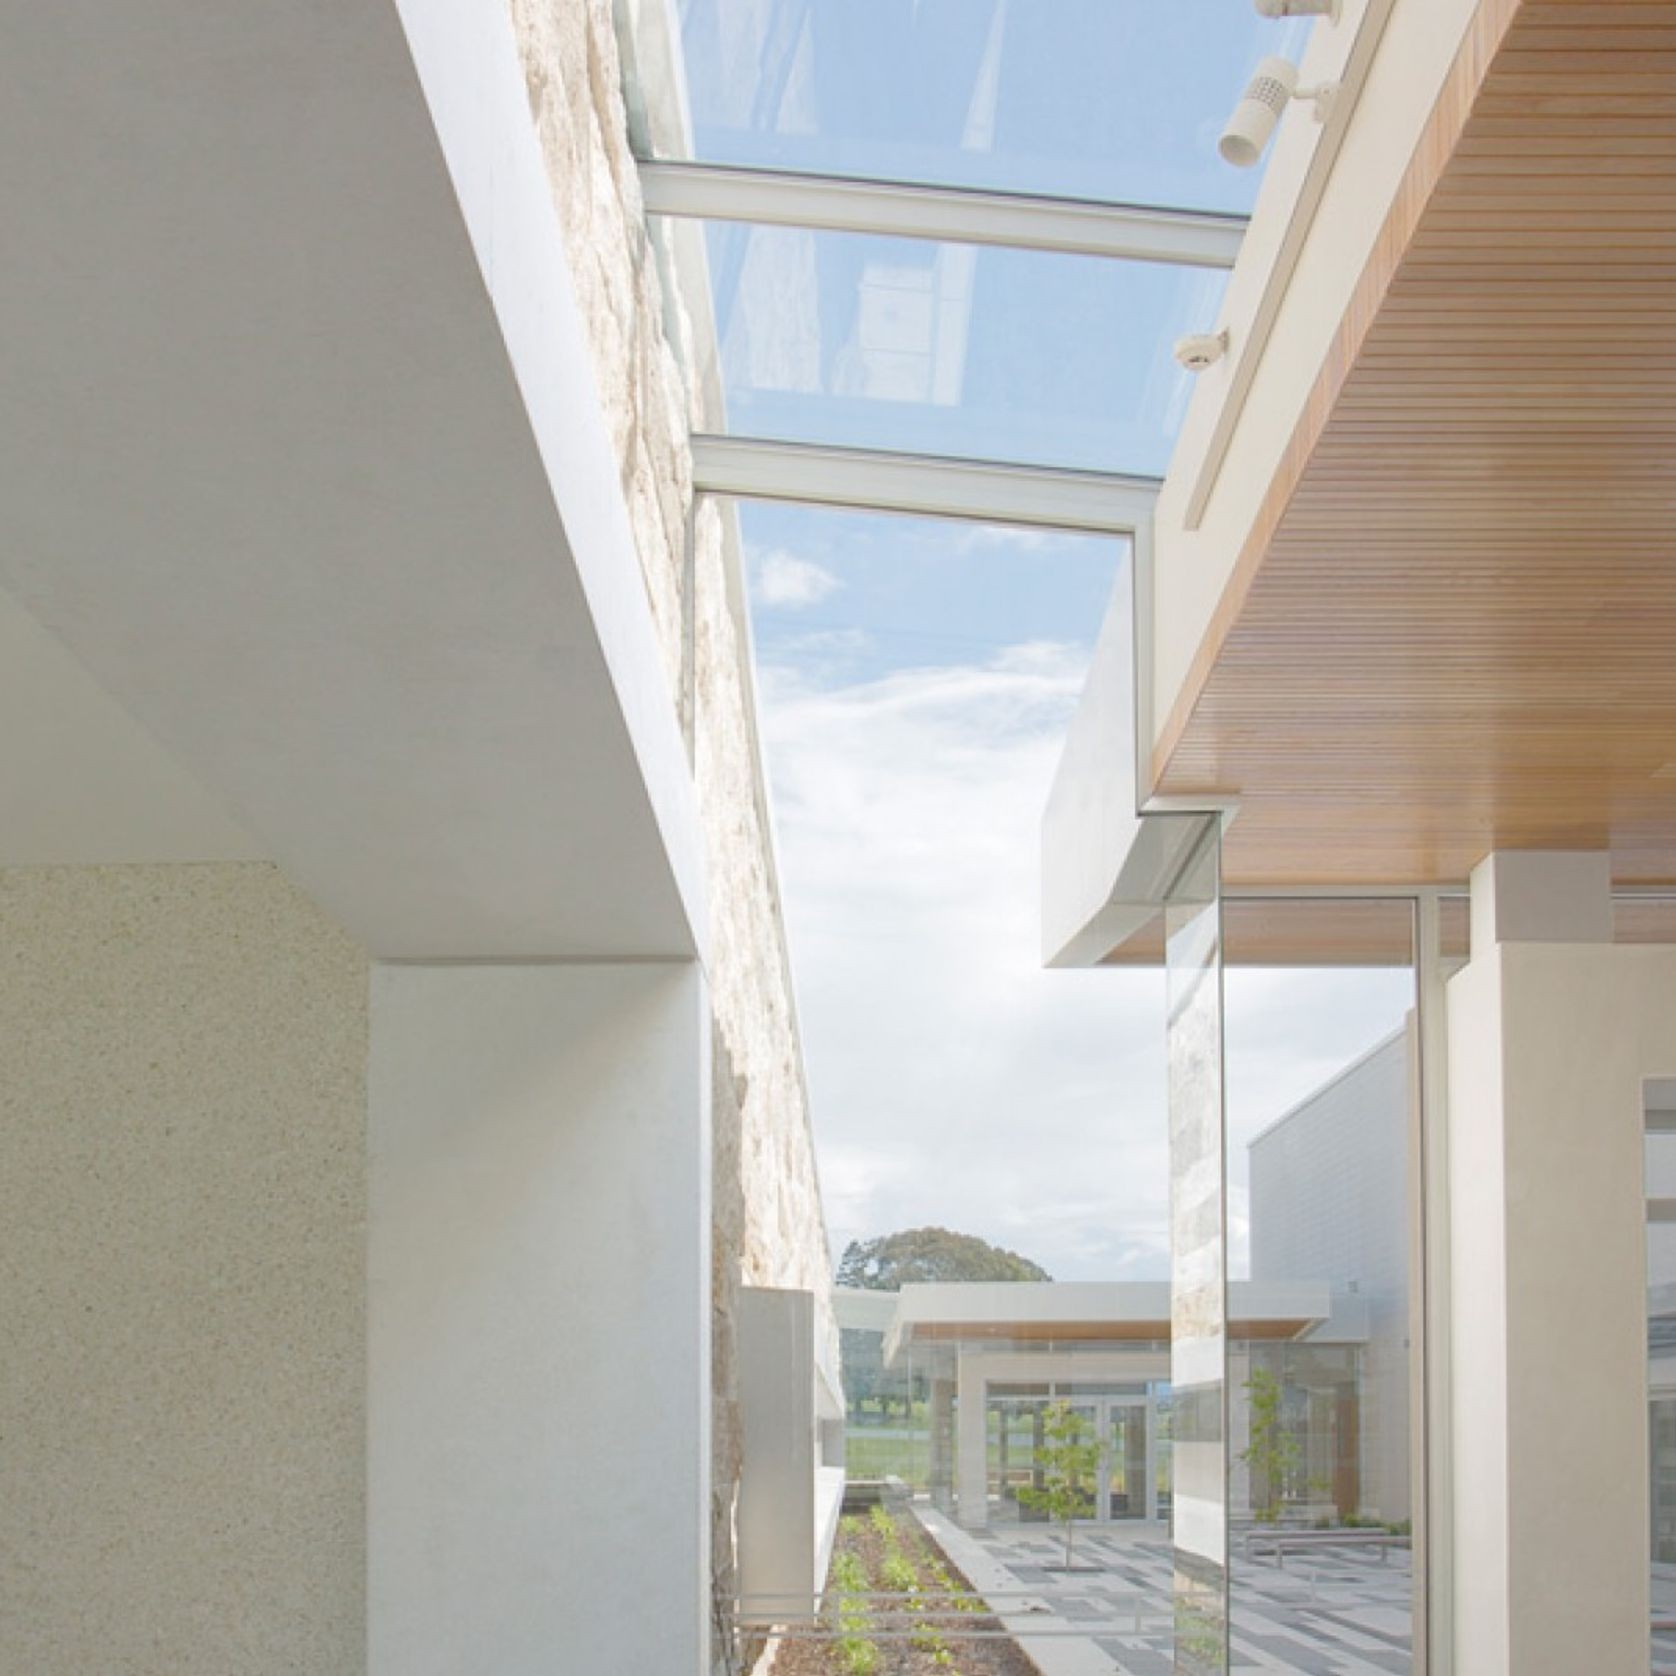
[0,0,703,959]
[1041,538,1213,968]
[0,584,264,865]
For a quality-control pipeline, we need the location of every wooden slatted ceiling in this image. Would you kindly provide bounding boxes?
[1096,895,1441,967]
[1153,0,1676,889]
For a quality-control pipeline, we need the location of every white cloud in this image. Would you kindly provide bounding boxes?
[752,548,842,609]
[756,638,1417,1284]
[759,640,1173,1281]
[947,523,1058,555]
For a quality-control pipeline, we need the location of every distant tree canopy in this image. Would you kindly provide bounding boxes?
[836,1226,1052,1290]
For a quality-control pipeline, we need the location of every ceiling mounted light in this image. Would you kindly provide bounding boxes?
[1254,0,1341,19]
[1174,330,1229,373]
[1219,56,1340,168]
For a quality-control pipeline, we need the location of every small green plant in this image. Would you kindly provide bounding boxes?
[1240,1368,1301,1524]
[831,1548,878,1674]
[924,1555,981,1614]
[881,1552,916,1591]
[1017,1401,1103,1569]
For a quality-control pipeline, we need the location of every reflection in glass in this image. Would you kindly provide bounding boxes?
[1166,825,1228,1674]
[691,220,1227,475]
[1647,1094,1676,1667]
[1225,898,1418,1670]
[675,0,1312,214]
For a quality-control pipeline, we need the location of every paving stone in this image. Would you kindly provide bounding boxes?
[1093,1642,1173,1674]
[1234,1628,1348,1674]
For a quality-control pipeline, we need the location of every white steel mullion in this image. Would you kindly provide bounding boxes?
[689,435,1159,535]
[638,160,1246,270]
[1415,890,1453,1676]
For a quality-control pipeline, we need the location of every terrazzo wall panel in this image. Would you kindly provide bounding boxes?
[0,862,369,1675]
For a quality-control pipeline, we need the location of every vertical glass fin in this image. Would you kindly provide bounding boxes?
[1165,826,1228,1674]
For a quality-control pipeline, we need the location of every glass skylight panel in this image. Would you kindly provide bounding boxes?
[681,220,1228,476]
[674,0,1311,215]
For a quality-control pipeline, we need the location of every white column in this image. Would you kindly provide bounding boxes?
[367,961,710,1676]
[929,1376,956,1514]
[1448,853,1657,1675]
[1145,1392,1159,1523]
[1228,1345,1252,1520]
[957,1353,990,1529]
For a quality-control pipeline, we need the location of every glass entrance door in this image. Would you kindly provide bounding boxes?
[989,1390,1166,1525]
[1108,1399,1150,1520]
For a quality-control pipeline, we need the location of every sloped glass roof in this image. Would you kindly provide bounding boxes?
[674,219,1228,476]
[675,0,1308,215]
[632,0,1349,1280]
[663,1,1310,480]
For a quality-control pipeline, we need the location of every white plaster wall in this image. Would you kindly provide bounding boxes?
[0,863,369,1675]
[736,1287,817,1610]
[1445,949,1511,1669]
[367,960,709,1676]
[3,0,706,963]
[0,586,264,865]
[1446,944,1676,1675]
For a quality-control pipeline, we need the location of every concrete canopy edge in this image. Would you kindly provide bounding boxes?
[0,0,704,960]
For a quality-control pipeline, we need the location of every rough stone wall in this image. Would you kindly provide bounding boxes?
[689,495,832,1307]
[507,3,834,1665]
[0,863,369,1675]
[508,0,690,689]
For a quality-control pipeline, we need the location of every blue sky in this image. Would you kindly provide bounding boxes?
[741,504,1414,1281]
[676,1,1310,476]
[678,0,1310,213]
[677,2,1406,1282]
[741,502,1120,684]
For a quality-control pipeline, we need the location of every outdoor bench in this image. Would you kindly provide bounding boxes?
[1244,1528,1409,1568]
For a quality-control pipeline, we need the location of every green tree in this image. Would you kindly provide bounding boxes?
[836,1226,1051,1290]
[1240,1367,1301,1524]
[1017,1401,1102,1569]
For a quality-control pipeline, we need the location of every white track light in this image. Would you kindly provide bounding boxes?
[1219,56,1339,168]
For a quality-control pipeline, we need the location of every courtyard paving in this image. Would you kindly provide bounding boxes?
[915,1508,1413,1674]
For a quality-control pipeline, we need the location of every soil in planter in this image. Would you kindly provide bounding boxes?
[770,1510,1042,1676]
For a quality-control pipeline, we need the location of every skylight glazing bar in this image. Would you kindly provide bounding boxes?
[640,161,1246,270]
[690,435,1160,534]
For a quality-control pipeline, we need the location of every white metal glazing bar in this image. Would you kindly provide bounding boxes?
[639,160,1246,270]
[690,435,1160,535]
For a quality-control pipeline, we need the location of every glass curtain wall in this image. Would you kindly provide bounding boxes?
[1223,897,1420,1673]
[692,218,1229,476]
[1647,1086,1676,1670]
[1165,825,1230,1674]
